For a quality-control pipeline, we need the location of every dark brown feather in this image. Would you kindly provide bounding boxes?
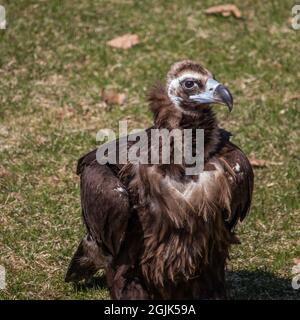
[66,63,253,300]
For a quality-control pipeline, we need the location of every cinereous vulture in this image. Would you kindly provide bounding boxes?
[65,60,254,299]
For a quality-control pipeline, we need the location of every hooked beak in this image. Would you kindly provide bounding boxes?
[189,78,233,111]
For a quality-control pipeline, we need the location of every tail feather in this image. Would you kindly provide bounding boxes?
[65,235,108,283]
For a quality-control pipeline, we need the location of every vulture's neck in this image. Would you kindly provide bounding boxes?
[148,84,220,160]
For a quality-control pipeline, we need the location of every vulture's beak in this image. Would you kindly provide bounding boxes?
[189,78,233,111]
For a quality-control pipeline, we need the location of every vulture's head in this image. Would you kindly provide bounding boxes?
[166,60,233,113]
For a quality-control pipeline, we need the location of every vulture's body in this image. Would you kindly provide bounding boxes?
[66,61,253,299]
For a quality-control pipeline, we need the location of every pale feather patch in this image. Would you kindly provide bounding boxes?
[162,160,232,220]
[114,186,127,194]
[234,163,240,172]
[167,72,202,110]
[133,161,234,286]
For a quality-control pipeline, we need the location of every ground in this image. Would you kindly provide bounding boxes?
[0,0,299,299]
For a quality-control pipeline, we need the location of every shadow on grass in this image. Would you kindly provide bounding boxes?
[227,270,300,300]
[72,270,300,299]
[72,274,107,293]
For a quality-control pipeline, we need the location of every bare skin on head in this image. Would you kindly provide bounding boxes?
[166,60,233,113]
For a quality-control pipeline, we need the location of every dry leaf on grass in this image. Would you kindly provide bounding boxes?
[293,258,300,265]
[0,166,11,178]
[102,89,126,105]
[249,157,283,168]
[205,4,242,19]
[249,158,268,167]
[49,176,60,184]
[56,106,75,120]
[283,94,300,103]
[107,34,139,49]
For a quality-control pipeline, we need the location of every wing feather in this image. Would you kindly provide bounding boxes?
[79,158,131,257]
[218,138,254,230]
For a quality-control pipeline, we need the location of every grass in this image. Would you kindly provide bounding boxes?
[0,0,299,300]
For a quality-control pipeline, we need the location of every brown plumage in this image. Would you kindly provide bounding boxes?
[65,60,254,299]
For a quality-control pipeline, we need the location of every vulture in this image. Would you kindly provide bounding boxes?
[65,60,254,300]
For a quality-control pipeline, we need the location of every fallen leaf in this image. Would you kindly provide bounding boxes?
[0,166,11,178]
[49,175,60,184]
[283,93,300,103]
[56,106,75,120]
[249,158,268,167]
[205,4,242,19]
[222,11,231,17]
[107,34,139,49]
[102,89,126,105]
[249,157,283,168]
[293,258,300,265]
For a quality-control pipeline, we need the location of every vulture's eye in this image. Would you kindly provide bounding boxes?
[184,80,196,89]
